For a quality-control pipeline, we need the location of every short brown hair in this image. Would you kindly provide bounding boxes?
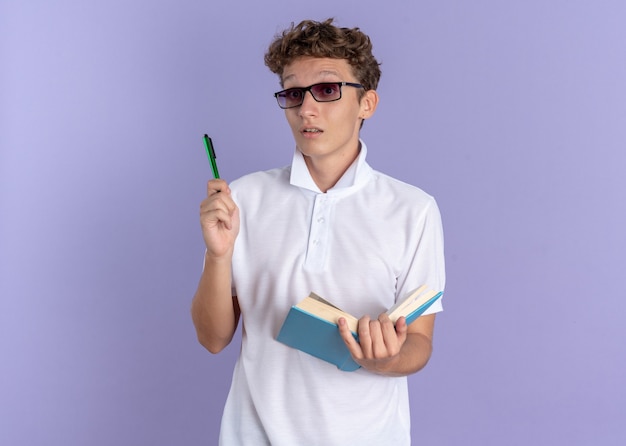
[264,18,381,91]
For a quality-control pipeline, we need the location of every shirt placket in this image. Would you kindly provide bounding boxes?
[304,194,332,271]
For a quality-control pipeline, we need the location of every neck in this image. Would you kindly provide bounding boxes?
[303,143,360,193]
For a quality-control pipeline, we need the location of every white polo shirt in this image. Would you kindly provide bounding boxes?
[219,141,445,445]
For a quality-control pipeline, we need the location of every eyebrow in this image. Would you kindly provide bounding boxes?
[282,70,342,86]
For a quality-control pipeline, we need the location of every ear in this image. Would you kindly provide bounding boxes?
[359,89,379,120]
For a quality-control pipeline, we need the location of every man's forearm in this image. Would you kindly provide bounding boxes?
[191,254,239,354]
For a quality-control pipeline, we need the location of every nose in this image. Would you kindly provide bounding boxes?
[298,90,318,116]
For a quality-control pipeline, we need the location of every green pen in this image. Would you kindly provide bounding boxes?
[203,134,220,179]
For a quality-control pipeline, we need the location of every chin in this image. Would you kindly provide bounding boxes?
[295,138,321,153]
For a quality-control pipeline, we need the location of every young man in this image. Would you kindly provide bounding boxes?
[192,19,445,445]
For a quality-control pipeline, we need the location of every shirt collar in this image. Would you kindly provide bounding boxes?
[289,140,373,194]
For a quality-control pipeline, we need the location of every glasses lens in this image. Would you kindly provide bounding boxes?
[275,83,345,108]
[310,83,341,102]
[277,88,304,108]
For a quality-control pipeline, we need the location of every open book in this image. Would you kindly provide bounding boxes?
[276,285,443,371]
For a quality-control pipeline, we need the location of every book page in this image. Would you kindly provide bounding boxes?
[386,285,428,315]
[387,286,439,322]
[297,294,359,332]
[308,292,344,311]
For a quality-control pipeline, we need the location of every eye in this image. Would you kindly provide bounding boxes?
[285,89,303,100]
[314,83,340,98]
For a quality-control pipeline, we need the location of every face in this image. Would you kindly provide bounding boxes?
[280,57,378,170]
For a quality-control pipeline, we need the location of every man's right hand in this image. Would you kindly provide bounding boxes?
[200,179,240,259]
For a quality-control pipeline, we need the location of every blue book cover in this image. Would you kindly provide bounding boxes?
[276,287,443,372]
[277,305,361,371]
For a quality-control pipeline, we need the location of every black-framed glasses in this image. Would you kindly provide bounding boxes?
[274,82,364,109]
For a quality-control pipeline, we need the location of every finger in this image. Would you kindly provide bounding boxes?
[367,318,388,358]
[394,316,408,342]
[201,192,235,214]
[379,314,405,356]
[338,318,363,360]
[201,207,233,230]
[357,315,374,358]
[202,191,237,219]
[200,197,236,230]
[207,179,230,196]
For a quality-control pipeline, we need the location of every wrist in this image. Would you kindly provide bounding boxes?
[203,249,233,268]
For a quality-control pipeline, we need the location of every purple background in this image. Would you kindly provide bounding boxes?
[1,1,625,445]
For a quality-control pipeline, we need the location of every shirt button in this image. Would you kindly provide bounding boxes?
[317,217,325,223]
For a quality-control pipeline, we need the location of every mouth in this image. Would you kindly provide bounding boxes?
[301,127,323,136]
